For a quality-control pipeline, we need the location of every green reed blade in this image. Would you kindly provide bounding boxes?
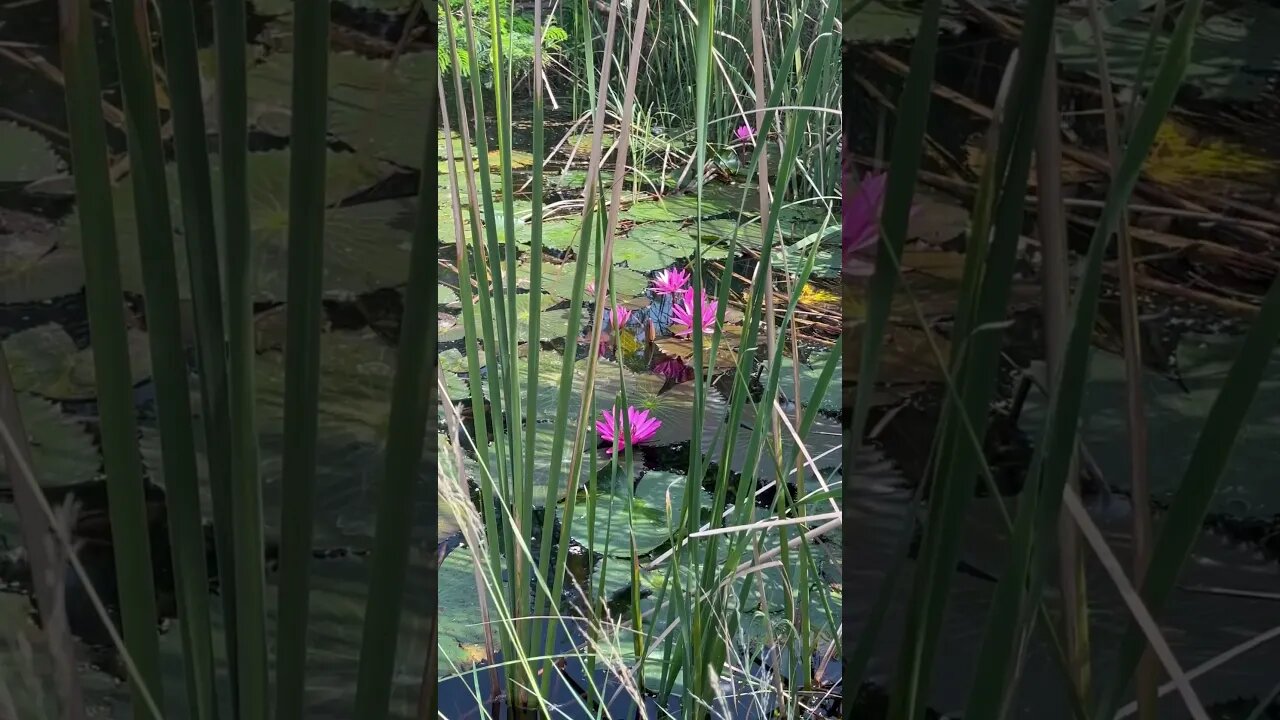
[211,0,268,714]
[152,0,238,700]
[56,0,163,715]
[107,0,220,717]
[274,0,331,715]
[888,0,1060,712]
[354,64,438,719]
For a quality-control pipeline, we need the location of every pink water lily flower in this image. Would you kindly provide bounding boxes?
[672,288,717,337]
[844,170,887,277]
[596,405,662,454]
[609,305,632,329]
[651,266,691,296]
[653,356,694,383]
[844,166,922,277]
[734,124,754,143]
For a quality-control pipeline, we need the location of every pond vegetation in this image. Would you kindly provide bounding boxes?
[435,0,842,717]
[846,0,1280,717]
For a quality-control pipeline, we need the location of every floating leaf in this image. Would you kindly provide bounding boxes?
[0,121,63,184]
[566,470,711,557]
[0,210,84,303]
[247,51,434,166]
[3,323,152,401]
[437,545,492,676]
[778,348,841,412]
[1021,336,1280,516]
[256,328,395,443]
[58,151,398,301]
[0,394,98,489]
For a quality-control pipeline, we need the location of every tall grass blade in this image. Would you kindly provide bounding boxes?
[966,0,1210,715]
[152,0,239,699]
[354,59,438,719]
[56,0,164,715]
[273,0,331,715]
[211,0,269,713]
[106,0,220,716]
[848,0,943,454]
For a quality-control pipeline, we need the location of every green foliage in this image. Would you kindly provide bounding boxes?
[436,3,568,84]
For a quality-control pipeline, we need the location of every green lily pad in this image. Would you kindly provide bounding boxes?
[3,323,152,401]
[846,0,965,43]
[255,328,395,443]
[145,553,432,717]
[532,258,650,302]
[778,348,841,412]
[0,394,98,490]
[437,545,493,677]
[1056,0,1280,101]
[0,121,63,184]
[1021,336,1280,516]
[57,150,401,302]
[702,408,842,483]
[618,195,733,223]
[566,470,711,557]
[247,51,435,166]
[0,210,85,303]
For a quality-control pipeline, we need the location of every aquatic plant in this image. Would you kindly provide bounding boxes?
[609,304,633,329]
[651,266,692,296]
[671,288,718,336]
[654,356,694,383]
[842,170,887,277]
[734,124,755,143]
[596,405,662,454]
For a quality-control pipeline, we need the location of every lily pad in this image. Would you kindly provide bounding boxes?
[778,348,841,412]
[3,323,152,401]
[57,150,401,302]
[0,394,98,489]
[255,328,395,443]
[703,408,842,483]
[0,121,62,184]
[846,0,965,43]
[1056,0,1280,101]
[0,210,85,303]
[565,470,711,557]
[247,51,435,166]
[437,545,493,677]
[538,260,648,302]
[1020,336,1280,516]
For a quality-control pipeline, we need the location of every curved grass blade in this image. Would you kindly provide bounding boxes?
[56,0,165,715]
[353,60,438,719]
[211,0,269,713]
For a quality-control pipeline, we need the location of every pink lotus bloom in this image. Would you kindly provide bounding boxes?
[844,170,887,277]
[653,356,694,383]
[672,288,717,337]
[596,405,662,454]
[609,305,632,329]
[651,267,691,296]
[844,167,922,277]
[734,124,754,143]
